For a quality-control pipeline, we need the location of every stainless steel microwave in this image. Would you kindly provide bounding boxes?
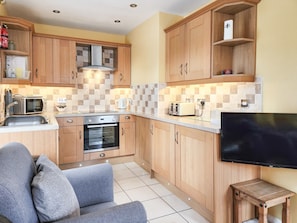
[13,95,44,115]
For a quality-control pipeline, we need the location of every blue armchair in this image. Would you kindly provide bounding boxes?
[0,142,147,223]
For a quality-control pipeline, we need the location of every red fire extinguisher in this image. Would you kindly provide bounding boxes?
[1,24,8,49]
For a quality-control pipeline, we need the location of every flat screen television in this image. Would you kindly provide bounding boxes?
[220,112,297,169]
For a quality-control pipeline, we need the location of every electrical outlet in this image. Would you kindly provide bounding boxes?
[241,99,248,107]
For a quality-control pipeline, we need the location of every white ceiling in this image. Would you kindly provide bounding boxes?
[5,0,211,35]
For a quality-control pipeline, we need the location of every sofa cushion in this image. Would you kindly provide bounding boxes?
[36,154,61,173]
[32,155,80,222]
[0,142,39,223]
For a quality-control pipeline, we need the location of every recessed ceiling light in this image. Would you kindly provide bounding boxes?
[130,3,137,8]
[114,20,121,23]
[52,10,60,14]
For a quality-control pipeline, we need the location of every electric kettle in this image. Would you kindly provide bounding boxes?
[117,98,127,110]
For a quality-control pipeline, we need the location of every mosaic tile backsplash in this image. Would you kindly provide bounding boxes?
[0,70,262,122]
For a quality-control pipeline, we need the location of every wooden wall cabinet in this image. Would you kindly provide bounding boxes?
[119,114,135,156]
[33,35,77,86]
[165,0,259,85]
[135,116,152,172]
[166,11,211,83]
[113,45,131,87]
[0,16,33,84]
[32,36,53,84]
[212,2,257,82]
[151,120,175,184]
[53,39,77,85]
[57,117,84,164]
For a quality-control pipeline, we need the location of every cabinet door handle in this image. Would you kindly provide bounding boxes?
[150,124,153,135]
[66,119,73,123]
[184,63,188,75]
[121,127,125,136]
[72,71,75,80]
[180,64,183,76]
[120,73,123,81]
[35,68,38,78]
[125,116,131,120]
[79,130,82,139]
[175,131,179,144]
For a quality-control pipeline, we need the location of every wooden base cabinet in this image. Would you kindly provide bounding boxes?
[148,121,260,223]
[176,125,214,215]
[0,130,58,163]
[151,120,175,184]
[135,116,152,172]
[119,115,135,156]
[57,117,83,164]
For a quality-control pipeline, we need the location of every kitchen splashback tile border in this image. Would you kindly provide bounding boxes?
[0,73,262,121]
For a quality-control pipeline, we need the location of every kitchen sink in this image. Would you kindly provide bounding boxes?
[1,115,48,127]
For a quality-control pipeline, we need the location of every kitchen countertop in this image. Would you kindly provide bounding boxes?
[55,110,221,134]
[0,111,221,134]
[136,113,221,134]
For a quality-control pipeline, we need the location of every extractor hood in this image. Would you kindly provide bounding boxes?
[80,45,115,72]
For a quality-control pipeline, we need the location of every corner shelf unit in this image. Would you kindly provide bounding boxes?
[212,2,257,81]
[0,16,33,84]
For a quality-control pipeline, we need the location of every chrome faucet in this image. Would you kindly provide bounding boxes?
[6,101,18,118]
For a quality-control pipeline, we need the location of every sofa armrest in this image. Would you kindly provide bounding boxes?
[55,201,147,223]
[62,163,114,208]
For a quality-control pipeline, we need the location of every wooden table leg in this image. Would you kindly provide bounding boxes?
[258,204,268,223]
[282,197,291,223]
[233,190,242,223]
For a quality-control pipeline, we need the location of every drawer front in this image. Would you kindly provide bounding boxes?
[120,115,135,122]
[57,117,83,126]
[84,150,120,160]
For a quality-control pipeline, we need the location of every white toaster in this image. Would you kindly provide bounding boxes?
[169,102,195,116]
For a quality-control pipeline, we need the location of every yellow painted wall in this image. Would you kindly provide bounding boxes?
[34,23,127,44]
[256,0,297,113]
[256,0,297,221]
[127,12,181,85]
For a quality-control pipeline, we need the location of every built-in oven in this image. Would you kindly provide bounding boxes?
[83,115,119,153]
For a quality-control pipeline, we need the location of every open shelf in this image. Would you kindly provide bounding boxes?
[214,2,254,14]
[212,2,257,80]
[213,38,254,47]
[0,16,33,84]
[2,49,29,56]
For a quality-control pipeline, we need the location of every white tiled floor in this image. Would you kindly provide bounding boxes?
[112,162,210,223]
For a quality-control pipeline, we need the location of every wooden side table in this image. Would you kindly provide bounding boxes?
[231,179,295,223]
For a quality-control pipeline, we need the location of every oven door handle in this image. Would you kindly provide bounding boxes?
[87,123,118,128]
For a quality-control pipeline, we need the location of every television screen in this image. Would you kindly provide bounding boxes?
[220,112,297,169]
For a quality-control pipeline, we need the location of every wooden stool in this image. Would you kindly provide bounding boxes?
[231,179,295,223]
